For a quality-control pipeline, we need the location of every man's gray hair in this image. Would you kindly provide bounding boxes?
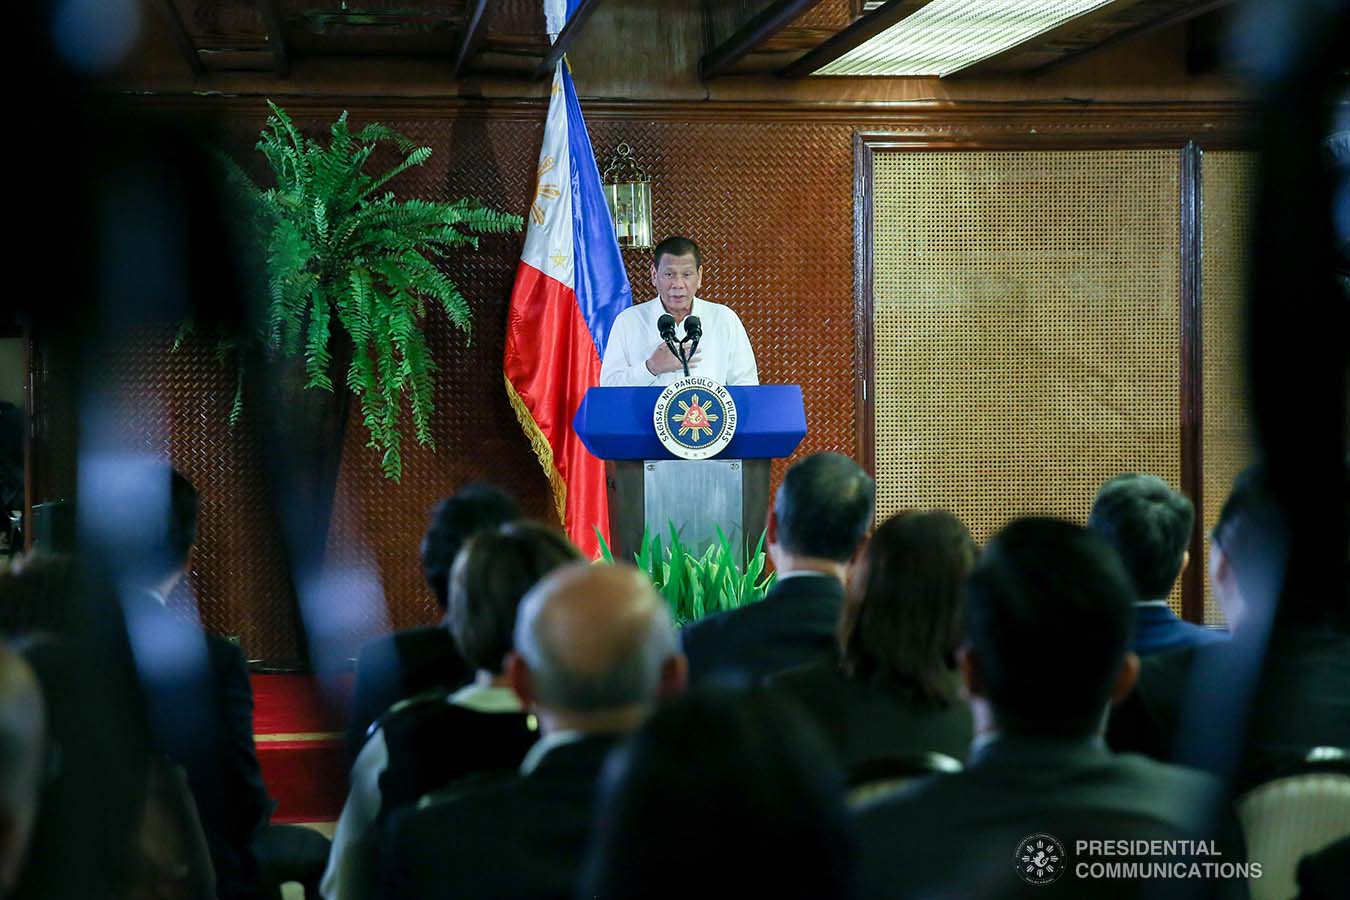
[513,582,677,712]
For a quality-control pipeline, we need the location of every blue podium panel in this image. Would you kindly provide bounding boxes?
[573,385,807,461]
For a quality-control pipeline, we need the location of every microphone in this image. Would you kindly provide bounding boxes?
[656,313,688,377]
[683,316,702,371]
[657,314,676,341]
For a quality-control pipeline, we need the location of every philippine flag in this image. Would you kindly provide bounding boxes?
[503,0,632,558]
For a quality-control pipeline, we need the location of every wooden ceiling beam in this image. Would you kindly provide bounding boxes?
[257,0,290,78]
[1029,0,1236,76]
[148,0,205,77]
[533,0,604,80]
[700,0,828,80]
[452,0,490,79]
[778,0,935,78]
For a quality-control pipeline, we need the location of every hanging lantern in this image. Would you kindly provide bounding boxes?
[600,143,652,249]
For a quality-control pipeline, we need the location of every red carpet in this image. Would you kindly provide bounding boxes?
[251,673,352,824]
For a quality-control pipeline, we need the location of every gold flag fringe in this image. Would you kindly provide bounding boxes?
[504,373,568,529]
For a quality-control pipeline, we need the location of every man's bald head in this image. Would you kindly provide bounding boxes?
[513,564,680,714]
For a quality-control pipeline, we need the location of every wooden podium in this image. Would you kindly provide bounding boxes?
[573,385,807,562]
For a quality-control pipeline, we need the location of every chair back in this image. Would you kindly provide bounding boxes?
[1236,747,1350,900]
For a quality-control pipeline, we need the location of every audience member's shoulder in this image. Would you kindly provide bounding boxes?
[1136,642,1201,696]
[1110,750,1226,807]
[678,604,740,645]
[1295,835,1350,900]
[204,630,247,662]
[766,656,837,690]
[360,624,450,661]
[401,769,521,831]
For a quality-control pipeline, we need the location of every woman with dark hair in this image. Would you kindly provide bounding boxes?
[578,688,856,900]
[768,510,977,773]
[322,520,580,900]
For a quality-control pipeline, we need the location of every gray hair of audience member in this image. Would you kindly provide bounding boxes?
[512,564,677,712]
[1089,473,1194,601]
[0,643,47,895]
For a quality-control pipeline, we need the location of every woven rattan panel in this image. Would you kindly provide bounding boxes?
[1200,151,1257,626]
[872,150,1185,612]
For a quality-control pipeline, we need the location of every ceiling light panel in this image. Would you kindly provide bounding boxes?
[814,0,1118,77]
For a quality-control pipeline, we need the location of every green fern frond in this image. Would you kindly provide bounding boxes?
[207,104,522,481]
[358,146,432,201]
[172,320,195,351]
[229,365,245,427]
[353,122,417,154]
[305,289,333,391]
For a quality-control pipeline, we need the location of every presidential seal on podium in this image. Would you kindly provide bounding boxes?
[653,376,738,460]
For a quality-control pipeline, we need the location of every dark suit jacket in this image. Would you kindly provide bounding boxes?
[347,625,472,759]
[1296,835,1350,900]
[680,573,844,685]
[1132,604,1227,657]
[1108,626,1350,783]
[122,592,272,900]
[768,659,973,771]
[377,695,539,816]
[855,735,1245,900]
[382,734,619,900]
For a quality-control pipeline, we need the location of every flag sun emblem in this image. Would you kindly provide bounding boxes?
[673,394,719,442]
[652,377,737,460]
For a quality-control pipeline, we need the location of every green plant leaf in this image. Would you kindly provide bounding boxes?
[594,528,615,564]
[199,103,523,481]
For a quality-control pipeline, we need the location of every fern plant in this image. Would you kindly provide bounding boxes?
[194,101,522,480]
[596,523,776,628]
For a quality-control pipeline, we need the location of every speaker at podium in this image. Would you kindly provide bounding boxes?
[573,380,806,563]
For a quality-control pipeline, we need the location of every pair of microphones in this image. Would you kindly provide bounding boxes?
[657,313,701,378]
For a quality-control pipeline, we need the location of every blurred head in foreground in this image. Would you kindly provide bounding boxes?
[580,687,855,900]
[962,517,1139,739]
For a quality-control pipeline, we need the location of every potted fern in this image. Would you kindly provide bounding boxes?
[194,101,523,481]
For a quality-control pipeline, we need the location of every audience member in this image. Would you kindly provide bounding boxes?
[11,634,155,899]
[321,521,578,900]
[1108,466,1350,786]
[1089,473,1225,655]
[0,645,45,898]
[681,452,874,684]
[1294,835,1350,900]
[855,518,1240,900]
[579,687,856,900]
[107,466,272,900]
[346,483,519,759]
[768,510,975,772]
[0,552,78,641]
[381,563,686,900]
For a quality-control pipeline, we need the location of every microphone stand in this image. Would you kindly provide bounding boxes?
[663,335,689,378]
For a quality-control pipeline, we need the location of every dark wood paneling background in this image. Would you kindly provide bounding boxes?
[43,95,1254,665]
[85,107,857,664]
